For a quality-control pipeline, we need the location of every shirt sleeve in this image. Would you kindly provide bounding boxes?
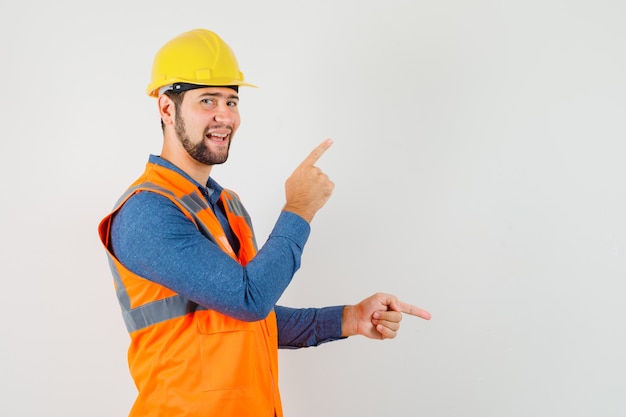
[275,305,347,348]
[110,190,310,322]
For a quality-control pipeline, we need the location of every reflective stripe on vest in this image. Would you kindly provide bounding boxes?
[108,255,203,333]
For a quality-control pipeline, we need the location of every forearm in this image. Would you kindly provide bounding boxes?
[276,305,346,348]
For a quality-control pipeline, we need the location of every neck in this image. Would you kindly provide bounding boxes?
[161,138,213,186]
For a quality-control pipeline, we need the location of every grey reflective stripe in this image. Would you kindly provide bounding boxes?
[222,191,247,217]
[116,181,217,244]
[124,294,196,333]
[112,183,153,211]
[181,191,210,213]
[223,190,258,250]
[108,256,130,312]
[108,254,205,332]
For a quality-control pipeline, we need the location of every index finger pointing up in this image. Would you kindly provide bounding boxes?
[301,138,333,167]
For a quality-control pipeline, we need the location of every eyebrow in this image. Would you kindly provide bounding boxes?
[198,92,239,100]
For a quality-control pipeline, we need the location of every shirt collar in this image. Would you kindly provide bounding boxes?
[147,155,224,201]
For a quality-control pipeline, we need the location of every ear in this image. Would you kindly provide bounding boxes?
[158,94,176,126]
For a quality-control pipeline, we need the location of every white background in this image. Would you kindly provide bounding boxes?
[1,0,625,416]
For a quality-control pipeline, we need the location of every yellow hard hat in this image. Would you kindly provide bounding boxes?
[146,29,256,97]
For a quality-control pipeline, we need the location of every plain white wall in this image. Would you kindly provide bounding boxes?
[1,0,625,416]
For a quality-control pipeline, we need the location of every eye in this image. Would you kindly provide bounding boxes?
[227,100,239,107]
[201,98,215,106]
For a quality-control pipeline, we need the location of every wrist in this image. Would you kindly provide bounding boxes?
[341,305,358,337]
[282,204,314,223]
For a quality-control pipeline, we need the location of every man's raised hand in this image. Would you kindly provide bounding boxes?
[283,139,335,223]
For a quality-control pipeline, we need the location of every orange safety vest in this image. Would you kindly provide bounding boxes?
[98,161,283,417]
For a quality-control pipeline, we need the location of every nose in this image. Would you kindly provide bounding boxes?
[214,103,235,125]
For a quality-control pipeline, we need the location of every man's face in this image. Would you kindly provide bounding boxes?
[174,87,241,165]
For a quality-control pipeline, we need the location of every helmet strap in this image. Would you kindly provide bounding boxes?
[159,83,238,96]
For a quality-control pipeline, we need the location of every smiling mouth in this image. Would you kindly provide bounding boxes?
[206,131,230,143]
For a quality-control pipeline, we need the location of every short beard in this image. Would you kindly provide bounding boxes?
[174,110,229,165]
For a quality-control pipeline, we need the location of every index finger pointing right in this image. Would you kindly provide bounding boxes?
[395,300,432,320]
[301,138,333,166]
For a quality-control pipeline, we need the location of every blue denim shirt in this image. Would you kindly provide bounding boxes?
[110,155,344,348]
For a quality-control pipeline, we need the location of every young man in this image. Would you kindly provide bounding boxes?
[98,28,431,417]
